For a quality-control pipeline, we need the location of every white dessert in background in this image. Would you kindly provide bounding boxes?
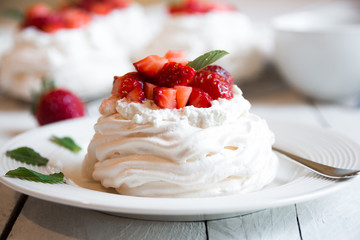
[0,2,155,101]
[136,0,265,85]
[82,50,277,197]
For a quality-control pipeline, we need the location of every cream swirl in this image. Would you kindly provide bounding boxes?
[82,86,278,197]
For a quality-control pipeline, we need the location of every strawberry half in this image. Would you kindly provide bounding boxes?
[202,65,234,85]
[112,72,144,98]
[175,86,192,109]
[33,87,85,126]
[133,55,169,78]
[188,87,213,108]
[153,87,177,109]
[190,71,233,100]
[156,62,196,87]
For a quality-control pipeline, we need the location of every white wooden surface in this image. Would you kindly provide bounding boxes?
[1,74,360,239]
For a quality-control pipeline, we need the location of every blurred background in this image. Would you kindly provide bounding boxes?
[0,0,359,104]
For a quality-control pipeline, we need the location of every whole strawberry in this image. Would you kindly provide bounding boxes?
[32,82,85,126]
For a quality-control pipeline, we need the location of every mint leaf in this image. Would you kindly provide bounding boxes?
[3,8,24,21]
[50,136,82,153]
[6,147,48,166]
[6,167,64,183]
[186,50,229,71]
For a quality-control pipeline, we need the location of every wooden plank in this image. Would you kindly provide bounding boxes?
[9,197,207,240]
[207,206,301,240]
[296,180,360,240]
[295,104,360,239]
[0,184,22,235]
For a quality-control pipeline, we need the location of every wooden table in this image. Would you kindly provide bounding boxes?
[1,69,360,240]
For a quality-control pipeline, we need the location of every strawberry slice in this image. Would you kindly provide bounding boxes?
[164,50,188,65]
[202,65,234,85]
[156,62,196,87]
[188,87,212,108]
[112,72,144,98]
[144,82,157,100]
[126,85,145,103]
[133,55,169,78]
[153,87,177,109]
[190,71,233,100]
[175,86,192,108]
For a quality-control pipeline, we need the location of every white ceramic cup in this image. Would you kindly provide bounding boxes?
[273,10,360,101]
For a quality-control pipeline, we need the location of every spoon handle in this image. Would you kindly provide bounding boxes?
[272,147,359,179]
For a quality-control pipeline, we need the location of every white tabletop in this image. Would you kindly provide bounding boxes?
[1,68,360,240]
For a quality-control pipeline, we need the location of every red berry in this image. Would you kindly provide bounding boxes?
[144,82,157,100]
[126,85,145,103]
[156,62,196,87]
[25,3,51,20]
[133,55,169,78]
[164,50,188,65]
[188,87,212,108]
[175,86,192,109]
[202,65,234,85]
[40,14,65,33]
[61,8,91,29]
[190,71,233,100]
[169,0,209,14]
[112,72,144,98]
[89,2,114,15]
[34,88,85,126]
[153,87,177,109]
[105,0,130,9]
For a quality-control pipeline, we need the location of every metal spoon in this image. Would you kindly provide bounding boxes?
[272,147,360,179]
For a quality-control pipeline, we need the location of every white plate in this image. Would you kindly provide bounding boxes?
[1,117,360,221]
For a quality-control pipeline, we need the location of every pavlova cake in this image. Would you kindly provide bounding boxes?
[136,0,265,84]
[82,50,278,197]
[0,0,154,101]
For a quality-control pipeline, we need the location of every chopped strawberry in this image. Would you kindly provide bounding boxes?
[153,87,177,109]
[144,82,157,100]
[89,2,114,15]
[61,8,91,29]
[156,62,196,87]
[202,65,234,85]
[106,0,130,9]
[175,86,192,108]
[188,87,212,108]
[25,3,51,20]
[169,0,209,14]
[126,85,145,103]
[39,14,65,33]
[112,72,144,98]
[190,71,233,100]
[133,55,169,78]
[164,50,188,65]
[33,87,85,126]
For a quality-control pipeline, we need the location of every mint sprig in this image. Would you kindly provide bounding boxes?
[186,50,229,71]
[3,8,24,21]
[50,136,82,153]
[6,167,64,183]
[6,147,49,166]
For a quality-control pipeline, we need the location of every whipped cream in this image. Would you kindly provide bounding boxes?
[82,85,278,197]
[0,4,153,101]
[136,11,265,84]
